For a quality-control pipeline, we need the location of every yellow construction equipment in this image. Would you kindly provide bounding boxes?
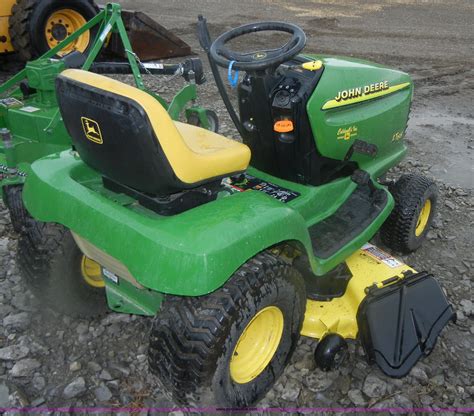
[0,0,192,63]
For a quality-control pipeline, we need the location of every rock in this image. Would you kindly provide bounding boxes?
[0,345,30,361]
[348,389,366,406]
[395,394,413,408]
[304,370,338,392]
[136,354,147,363]
[30,397,46,407]
[7,384,29,407]
[457,310,466,321]
[109,362,130,377]
[99,369,113,381]
[420,394,433,406]
[0,383,9,407]
[295,352,316,371]
[94,384,112,402]
[281,380,300,401]
[445,200,456,210]
[11,292,34,312]
[0,237,8,253]
[76,323,89,335]
[362,373,387,398]
[32,374,46,391]
[10,359,41,377]
[3,312,30,329]
[102,314,132,325]
[87,361,102,373]
[410,366,429,384]
[69,361,82,372]
[460,299,473,316]
[431,374,445,386]
[63,377,86,399]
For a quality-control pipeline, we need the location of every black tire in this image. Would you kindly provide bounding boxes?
[17,220,108,318]
[380,173,438,253]
[148,251,306,406]
[9,0,99,62]
[2,185,29,233]
[187,110,219,133]
[314,334,348,372]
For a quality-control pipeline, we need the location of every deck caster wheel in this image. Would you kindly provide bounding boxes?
[314,333,348,371]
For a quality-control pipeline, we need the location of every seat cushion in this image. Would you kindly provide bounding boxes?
[58,69,250,189]
[174,122,250,177]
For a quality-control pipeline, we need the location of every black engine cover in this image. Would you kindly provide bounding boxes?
[238,56,356,185]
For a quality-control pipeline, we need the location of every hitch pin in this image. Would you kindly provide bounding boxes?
[0,128,18,178]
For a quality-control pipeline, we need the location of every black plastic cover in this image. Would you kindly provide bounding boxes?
[357,271,455,377]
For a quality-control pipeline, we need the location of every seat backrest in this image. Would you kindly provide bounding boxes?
[56,69,191,195]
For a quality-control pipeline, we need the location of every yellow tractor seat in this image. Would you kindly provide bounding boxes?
[55,69,251,195]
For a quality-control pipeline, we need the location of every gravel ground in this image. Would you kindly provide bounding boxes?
[0,0,473,413]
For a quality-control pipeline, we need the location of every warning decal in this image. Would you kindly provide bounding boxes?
[362,243,403,268]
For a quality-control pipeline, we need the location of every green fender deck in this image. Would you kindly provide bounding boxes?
[23,150,395,296]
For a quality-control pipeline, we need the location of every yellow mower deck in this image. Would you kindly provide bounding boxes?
[302,243,414,339]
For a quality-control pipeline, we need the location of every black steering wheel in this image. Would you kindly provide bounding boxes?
[209,21,306,72]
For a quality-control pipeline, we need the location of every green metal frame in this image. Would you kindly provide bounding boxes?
[0,4,145,95]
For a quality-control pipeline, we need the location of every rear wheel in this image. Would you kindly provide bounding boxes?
[148,252,306,406]
[2,185,29,233]
[380,174,438,253]
[9,0,99,62]
[17,221,108,318]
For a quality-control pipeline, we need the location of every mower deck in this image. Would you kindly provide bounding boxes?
[302,244,415,340]
[302,244,454,377]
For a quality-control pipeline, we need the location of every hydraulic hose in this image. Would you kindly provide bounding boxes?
[197,15,246,138]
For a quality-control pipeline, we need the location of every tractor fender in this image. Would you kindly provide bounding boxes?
[23,151,314,296]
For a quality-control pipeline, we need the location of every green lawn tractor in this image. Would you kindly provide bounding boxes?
[0,3,217,257]
[8,11,454,407]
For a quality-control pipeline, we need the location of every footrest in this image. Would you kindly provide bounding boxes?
[357,272,455,377]
[309,184,388,259]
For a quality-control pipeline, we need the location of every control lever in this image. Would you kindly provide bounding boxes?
[344,139,378,161]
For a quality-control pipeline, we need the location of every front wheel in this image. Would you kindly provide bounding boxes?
[380,173,438,253]
[148,251,306,406]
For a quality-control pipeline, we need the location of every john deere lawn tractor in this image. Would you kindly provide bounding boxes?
[0,0,191,63]
[8,9,454,407]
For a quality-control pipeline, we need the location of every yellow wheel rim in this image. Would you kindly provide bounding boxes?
[80,256,105,288]
[230,306,284,384]
[44,9,90,56]
[415,199,431,236]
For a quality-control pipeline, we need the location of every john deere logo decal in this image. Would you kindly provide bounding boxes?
[337,125,358,141]
[253,52,267,60]
[81,117,103,144]
[322,81,411,110]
